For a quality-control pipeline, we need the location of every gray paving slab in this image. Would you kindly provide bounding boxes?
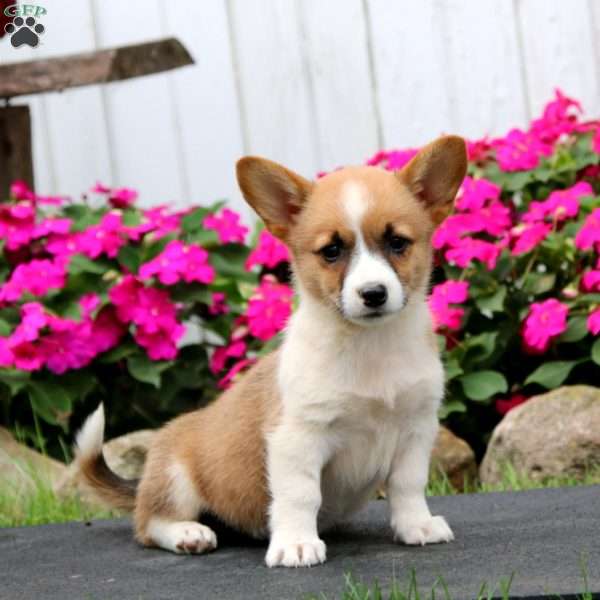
[2,485,600,600]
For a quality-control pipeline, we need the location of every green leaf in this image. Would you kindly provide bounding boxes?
[99,342,137,363]
[0,369,30,396]
[68,254,110,275]
[0,317,12,336]
[444,358,463,381]
[559,316,588,343]
[460,370,508,402]
[121,208,142,227]
[475,286,506,314]
[591,339,600,366]
[463,332,499,366]
[181,207,212,234]
[170,284,213,304]
[439,399,467,419]
[117,245,141,274]
[525,360,579,389]
[59,371,97,401]
[521,272,556,295]
[27,381,73,426]
[127,354,173,388]
[186,229,220,248]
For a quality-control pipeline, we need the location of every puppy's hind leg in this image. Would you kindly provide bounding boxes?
[135,461,217,555]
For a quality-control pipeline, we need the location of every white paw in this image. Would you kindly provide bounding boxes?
[265,536,327,568]
[394,515,454,546]
[150,520,218,555]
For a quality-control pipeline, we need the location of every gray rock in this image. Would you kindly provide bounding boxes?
[481,385,600,485]
[431,426,477,490]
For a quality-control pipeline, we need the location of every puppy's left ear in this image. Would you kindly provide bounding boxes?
[398,135,467,226]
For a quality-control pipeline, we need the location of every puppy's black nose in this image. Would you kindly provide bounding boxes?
[359,284,388,308]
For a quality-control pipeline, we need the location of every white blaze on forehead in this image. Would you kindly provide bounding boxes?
[340,181,405,321]
[342,181,369,231]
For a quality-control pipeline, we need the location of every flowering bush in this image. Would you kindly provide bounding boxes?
[0,182,292,449]
[2,89,600,455]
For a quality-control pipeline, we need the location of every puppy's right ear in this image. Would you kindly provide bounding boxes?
[236,157,313,240]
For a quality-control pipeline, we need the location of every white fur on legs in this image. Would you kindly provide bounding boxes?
[265,534,326,568]
[387,420,454,546]
[265,422,330,568]
[147,518,217,554]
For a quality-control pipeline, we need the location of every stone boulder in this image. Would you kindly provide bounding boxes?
[0,426,67,491]
[430,426,477,490]
[480,385,600,485]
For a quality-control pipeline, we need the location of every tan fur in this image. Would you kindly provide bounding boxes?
[133,352,281,544]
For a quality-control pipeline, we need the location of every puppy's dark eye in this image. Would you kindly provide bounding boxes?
[320,243,342,263]
[387,235,411,255]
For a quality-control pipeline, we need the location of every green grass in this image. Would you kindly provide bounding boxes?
[0,461,113,528]
[1,460,599,529]
[426,462,600,496]
[310,566,594,600]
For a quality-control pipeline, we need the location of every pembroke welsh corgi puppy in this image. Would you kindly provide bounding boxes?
[75,135,467,567]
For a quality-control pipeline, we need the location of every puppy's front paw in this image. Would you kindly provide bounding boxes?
[170,522,218,554]
[265,536,327,568]
[394,515,454,546]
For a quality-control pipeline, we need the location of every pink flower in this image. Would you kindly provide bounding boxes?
[131,287,179,334]
[110,276,185,360]
[109,187,138,209]
[218,357,255,389]
[139,240,215,285]
[522,299,568,353]
[11,341,45,371]
[0,338,13,367]
[445,238,501,270]
[582,270,600,292]
[366,149,419,170]
[10,181,64,205]
[0,258,67,303]
[10,180,36,201]
[203,208,248,244]
[496,393,528,415]
[40,321,96,374]
[210,339,246,374]
[456,177,501,212]
[91,181,111,194]
[127,206,181,241]
[523,182,592,223]
[511,222,552,255]
[428,280,469,331]
[593,128,600,154]
[109,275,144,322]
[529,89,581,144]
[575,208,600,251]
[246,230,291,270]
[466,137,492,162]
[246,277,293,341]
[10,302,48,345]
[493,128,552,172]
[588,308,600,335]
[78,212,127,258]
[208,292,229,316]
[0,202,36,250]
[45,233,81,257]
[90,306,126,354]
[134,325,184,360]
[80,293,101,318]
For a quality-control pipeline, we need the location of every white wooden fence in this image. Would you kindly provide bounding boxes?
[1,0,599,221]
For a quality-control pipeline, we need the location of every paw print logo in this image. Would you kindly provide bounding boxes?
[5,16,45,48]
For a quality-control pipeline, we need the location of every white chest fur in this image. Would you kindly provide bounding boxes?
[272,292,444,526]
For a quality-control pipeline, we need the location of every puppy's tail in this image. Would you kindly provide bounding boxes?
[74,403,137,511]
